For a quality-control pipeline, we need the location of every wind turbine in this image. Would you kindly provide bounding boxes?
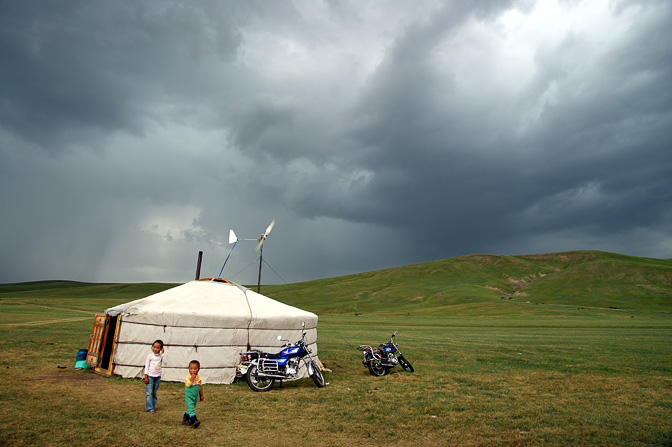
[255,220,275,293]
[219,220,275,293]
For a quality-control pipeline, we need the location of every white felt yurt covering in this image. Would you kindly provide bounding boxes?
[105,278,318,384]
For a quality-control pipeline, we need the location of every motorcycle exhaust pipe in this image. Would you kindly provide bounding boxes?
[254,373,292,379]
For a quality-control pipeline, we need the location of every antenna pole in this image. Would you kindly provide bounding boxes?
[257,246,263,293]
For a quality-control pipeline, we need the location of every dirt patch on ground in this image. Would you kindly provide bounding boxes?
[505,273,546,291]
[3,316,91,327]
[485,285,506,294]
[30,368,101,383]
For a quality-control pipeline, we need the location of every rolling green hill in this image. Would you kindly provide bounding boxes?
[262,250,672,316]
[1,251,670,316]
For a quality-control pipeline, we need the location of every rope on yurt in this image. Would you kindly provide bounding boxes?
[242,288,254,351]
[226,259,258,282]
[317,318,360,349]
[262,258,289,285]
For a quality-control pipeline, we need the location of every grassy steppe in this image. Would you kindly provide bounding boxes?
[0,251,670,446]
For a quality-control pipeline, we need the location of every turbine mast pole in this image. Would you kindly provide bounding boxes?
[257,246,263,293]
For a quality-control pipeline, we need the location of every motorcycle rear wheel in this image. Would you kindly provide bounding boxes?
[310,360,327,387]
[246,364,275,392]
[398,354,414,372]
[367,360,386,376]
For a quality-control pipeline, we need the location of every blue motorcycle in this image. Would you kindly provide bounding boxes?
[238,324,326,392]
[358,331,414,376]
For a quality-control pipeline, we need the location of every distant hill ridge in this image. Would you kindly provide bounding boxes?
[263,250,672,315]
[1,251,670,315]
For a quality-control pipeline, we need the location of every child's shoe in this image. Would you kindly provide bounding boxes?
[148,409,156,413]
[182,413,191,425]
[190,415,200,429]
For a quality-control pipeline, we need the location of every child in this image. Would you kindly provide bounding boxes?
[183,360,204,428]
[143,339,165,413]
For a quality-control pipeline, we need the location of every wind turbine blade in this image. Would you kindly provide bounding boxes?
[255,219,275,251]
[265,219,275,236]
[229,229,238,245]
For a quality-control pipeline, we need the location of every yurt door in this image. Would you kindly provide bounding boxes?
[86,313,120,375]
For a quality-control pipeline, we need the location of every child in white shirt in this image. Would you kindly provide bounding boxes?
[143,339,165,413]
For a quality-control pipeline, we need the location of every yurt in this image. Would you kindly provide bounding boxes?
[85,278,318,384]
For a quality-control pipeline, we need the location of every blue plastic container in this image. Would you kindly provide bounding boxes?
[74,349,89,369]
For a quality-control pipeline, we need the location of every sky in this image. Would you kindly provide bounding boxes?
[1,0,671,286]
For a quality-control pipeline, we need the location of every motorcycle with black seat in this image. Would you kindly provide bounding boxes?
[358,331,414,376]
[238,322,327,392]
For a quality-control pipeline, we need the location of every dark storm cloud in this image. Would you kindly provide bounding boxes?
[1,0,670,285]
[331,0,672,259]
[0,0,241,152]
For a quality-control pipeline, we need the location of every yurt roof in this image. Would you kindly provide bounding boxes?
[105,278,317,329]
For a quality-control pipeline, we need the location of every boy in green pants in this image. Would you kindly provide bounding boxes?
[183,360,204,428]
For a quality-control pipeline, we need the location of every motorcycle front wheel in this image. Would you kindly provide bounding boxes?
[310,360,327,387]
[246,364,275,392]
[367,360,386,376]
[397,354,414,372]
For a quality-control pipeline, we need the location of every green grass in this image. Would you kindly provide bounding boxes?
[0,250,671,446]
